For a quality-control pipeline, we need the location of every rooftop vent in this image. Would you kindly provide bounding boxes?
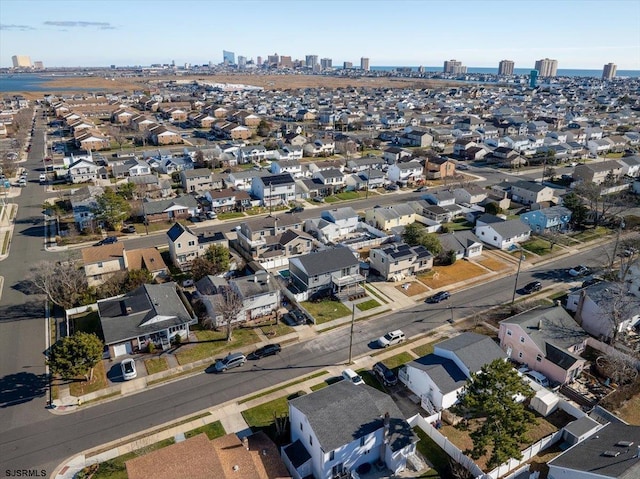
[602,450,620,457]
[616,440,634,447]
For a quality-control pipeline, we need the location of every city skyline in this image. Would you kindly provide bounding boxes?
[1,0,639,70]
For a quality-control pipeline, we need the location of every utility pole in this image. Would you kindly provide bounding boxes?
[511,248,525,308]
[365,165,371,199]
[348,303,355,364]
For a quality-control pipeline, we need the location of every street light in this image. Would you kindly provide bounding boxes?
[511,247,526,307]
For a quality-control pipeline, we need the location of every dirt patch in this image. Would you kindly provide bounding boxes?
[395,281,428,296]
[418,261,487,289]
[476,255,510,272]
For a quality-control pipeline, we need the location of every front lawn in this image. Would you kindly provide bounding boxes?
[521,238,553,256]
[89,438,175,479]
[68,360,108,397]
[174,326,259,365]
[380,352,414,369]
[242,392,306,442]
[442,218,473,231]
[184,420,226,440]
[144,357,169,375]
[217,212,245,220]
[571,226,611,242]
[356,299,380,311]
[412,340,439,357]
[301,300,351,324]
[259,321,294,338]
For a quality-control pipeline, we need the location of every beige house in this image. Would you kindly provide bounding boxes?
[369,242,433,281]
[82,244,168,287]
[148,125,183,145]
[510,180,554,205]
[166,222,228,271]
[572,160,625,185]
[365,204,416,231]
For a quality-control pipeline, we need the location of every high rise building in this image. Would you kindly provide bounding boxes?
[33,61,44,70]
[498,60,515,76]
[256,56,262,66]
[443,59,467,74]
[12,55,32,68]
[223,50,235,65]
[529,70,539,88]
[237,56,247,68]
[602,63,617,80]
[320,58,332,70]
[305,55,318,69]
[279,56,293,68]
[534,58,558,77]
[343,61,353,69]
[360,57,370,71]
[267,53,280,68]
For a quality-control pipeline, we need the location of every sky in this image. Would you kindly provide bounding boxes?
[1,0,639,70]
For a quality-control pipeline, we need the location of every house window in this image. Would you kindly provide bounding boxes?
[493,236,497,241]
[97,262,103,268]
[329,450,334,461]
[506,330,512,336]
[300,422,303,431]
[519,336,525,343]
[536,354,542,362]
[518,352,523,359]
[177,243,181,249]
[309,435,313,446]
[188,241,195,247]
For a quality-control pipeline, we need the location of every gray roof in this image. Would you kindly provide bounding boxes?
[195,275,228,295]
[143,195,199,215]
[439,230,482,252]
[292,246,358,276]
[180,168,212,179]
[289,381,417,453]
[619,155,640,167]
[408,355,468,394]
[549,422,640,478]
[98,283,194,344]
[487,218,532,238]
[322,207,358,222]
[231,272,278,298]
[512,180,549,193]
[435,332,506,374]
[563,415,600,439]
[258,172,296,186]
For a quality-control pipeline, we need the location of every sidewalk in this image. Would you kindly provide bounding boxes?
[51,324,457,479]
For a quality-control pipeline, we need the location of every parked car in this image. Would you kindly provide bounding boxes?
[372,361,398,387]
[214,352,246,372]
[618,247,638,258]
[312,197,325,203]
[342,368,364,385]
[96,236,118,246]
[121,224,136,234]
[188,216,202,223]
[522,281,542,294]
[377,329,406,348]
[289,205,305,213]
[282,312,305,326]
[414,186,429,193]
[120,358,137,380]
[39,173,47,183]
[569,265,590,277]
[206,211,217,219]
[247,343,281,360]
[456,164,469,170]
[427,291,450,303]
[524,370,550,387]
[386,183,399,191]
[581,277,602,288]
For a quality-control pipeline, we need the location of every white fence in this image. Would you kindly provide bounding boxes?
[486,430,563,478]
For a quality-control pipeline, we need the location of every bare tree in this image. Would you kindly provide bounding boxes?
[29,259,89,310]
[596,353,638,385]
[594,282,640,345]
[203,288,244,342]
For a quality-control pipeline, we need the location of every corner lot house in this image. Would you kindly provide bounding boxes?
[98,283,196,357]
[400,333,505,413]
[283,381,418,479]
[499,306,588,385]
[475,213,531,250]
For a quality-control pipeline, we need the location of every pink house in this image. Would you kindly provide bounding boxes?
[498,305,588,386]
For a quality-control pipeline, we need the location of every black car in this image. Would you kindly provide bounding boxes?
[96,236,118,246]
[581,277,601,288]
[282,312,305,326]
[522,281,542,294]
[372,362,398,387]
[427,291,450,303]
[247,343,281,360]
[289,206,305,213]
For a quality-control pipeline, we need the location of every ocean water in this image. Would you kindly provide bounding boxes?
[0,74,95,93]
[371,66,640,78]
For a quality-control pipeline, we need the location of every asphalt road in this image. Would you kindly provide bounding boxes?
[0,109,55,433]
[0,240,615,475]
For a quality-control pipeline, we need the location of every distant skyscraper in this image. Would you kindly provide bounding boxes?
[257,56,262,66]
[602,62,617,80]
[498,60,515,76]
[305,55,318,69]
[360,57,370,71]
[237,56,247,68]
[443,59,466,74]
[223,50,235,65]
[320,58,332,70]
[33,61,44,70]
[279,56,293,68]
[267,53,280,68]
[534,58,558,77]
[529,70,539,88]
[343,61,353,69]
[11,55,32,68]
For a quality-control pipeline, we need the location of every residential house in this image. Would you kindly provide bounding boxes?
[346,156,385,173]
[204,188,238,213]
[400,333,506,412]
[284,381,418,479]
[180,168,213,193]
[303,138,335,157]
[510,180,555,205]
[126,432,290,479]
[112,158,151,179]
[365,204,416,231]
[499,305,588,385]
[398,128,433,147]
[98,282,196,357]
[572,160,625,185]
[77,131,111,151]
[548,422,640,479]
[288,246,362,297]
[252,173,297,206]
[143,195,199,223]
[271,159,303,178]
[619,155,640,177]
[70,185,104,230]
[82,243,126,287]
[67,158,99,184]
[387,161,424,185]
[369,242,433,281]
[519,206,572,233]
[566,281,640,342]
[423,190,456,207]
[475,214,532,250]
[357,168,386,190]
[587,138,612,156]
[312,168,346,194]
[382,146,411,165]
[453,138,477,157]
[166,222,229,271]
[452,185,487,205]
[148,125,183,146]
[237,145,268,164]
[438,231,483,259]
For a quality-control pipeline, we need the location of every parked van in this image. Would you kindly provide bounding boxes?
[39,173,47,183]
[342,368,364,385]
[215,352,246,372]
[524,370,550,387]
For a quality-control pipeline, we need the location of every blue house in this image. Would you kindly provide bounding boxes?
[519,206,572,233]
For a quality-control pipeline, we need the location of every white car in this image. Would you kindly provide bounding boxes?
[121,358,137,380]
[342,368,364,385]
[377,329,406,348]
[569,265,590,277]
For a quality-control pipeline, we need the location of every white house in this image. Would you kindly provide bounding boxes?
[252,173,297,206]
[283,381,418,479]
[400,333,506,413]
[474,214,531,250]
[387,161,423,185]
[67,159,99,183]
[271,159,303,178]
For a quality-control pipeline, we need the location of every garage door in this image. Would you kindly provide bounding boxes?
[113,343,132,357]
